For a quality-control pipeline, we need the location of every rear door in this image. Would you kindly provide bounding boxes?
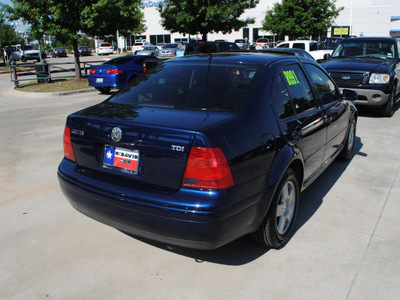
[274,62,326,183]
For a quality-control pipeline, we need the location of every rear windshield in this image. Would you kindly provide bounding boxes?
[100,43,111,47]
[103,56,136,65]
[110,62,260,111]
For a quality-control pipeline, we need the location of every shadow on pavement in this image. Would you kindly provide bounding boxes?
[123,136,365,265]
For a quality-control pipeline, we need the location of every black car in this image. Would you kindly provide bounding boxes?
[184,41,240,55]
[321,37,400,117]
[58,53,357,250]
[254,48,315,60]
[78,46,91,56]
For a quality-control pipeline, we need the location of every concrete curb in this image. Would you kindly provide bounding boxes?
[9,86,97,98]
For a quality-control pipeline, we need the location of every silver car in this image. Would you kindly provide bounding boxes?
[159,43,183,57]
[137,46,160,56]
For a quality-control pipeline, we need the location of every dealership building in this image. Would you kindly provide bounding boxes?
[117,0,400,49]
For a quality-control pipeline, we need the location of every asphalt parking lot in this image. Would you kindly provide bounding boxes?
[0,72,399,300]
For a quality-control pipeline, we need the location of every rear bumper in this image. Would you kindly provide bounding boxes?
[88,75,122,89]
[57,159,263,249]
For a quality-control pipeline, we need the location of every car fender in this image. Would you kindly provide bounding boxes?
[267,142,304,192]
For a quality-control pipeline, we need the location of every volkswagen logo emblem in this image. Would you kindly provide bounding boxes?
[111,127,122,142]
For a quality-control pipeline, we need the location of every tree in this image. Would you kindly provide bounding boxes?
[159,0,259,41]
[0,4,22,66]
[262,0,343,40]
[8,0,144,79]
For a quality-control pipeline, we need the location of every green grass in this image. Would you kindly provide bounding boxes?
[17,77,92,93]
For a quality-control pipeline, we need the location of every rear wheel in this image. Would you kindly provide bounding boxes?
[96,87,111,94]
[339,117,356,161]
[252,168,299,248]
[380,84,396,117]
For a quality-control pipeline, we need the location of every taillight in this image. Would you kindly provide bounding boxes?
[106,69,123,74]
[89,69,96,75]
[182,147,234,190]
[143,62,147,72]
[63,127,76,162]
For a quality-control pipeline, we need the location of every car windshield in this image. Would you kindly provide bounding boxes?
[22,45,35,50]
[103,56,136,65]
[331,40,396,60]
[109,61,260,111]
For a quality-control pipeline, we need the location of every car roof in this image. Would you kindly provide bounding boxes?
[341,36,397,42]
[168,52,303,66]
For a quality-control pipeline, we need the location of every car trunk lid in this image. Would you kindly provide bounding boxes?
[66,103,225,192]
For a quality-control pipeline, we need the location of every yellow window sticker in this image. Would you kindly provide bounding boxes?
[283,70,300,86]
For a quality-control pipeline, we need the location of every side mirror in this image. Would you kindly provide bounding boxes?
[342,89,358,101]
[323,53,330,61]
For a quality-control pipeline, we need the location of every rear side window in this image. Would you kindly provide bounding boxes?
[110,62,260,111]
[281,64,316,115]
[304,64,340,105]
[275,76,295,119]
[277,43,289,48]
[293,43,305,50]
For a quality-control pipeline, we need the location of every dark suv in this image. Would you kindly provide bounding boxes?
[184,41,240,55]
[321,37,400,117]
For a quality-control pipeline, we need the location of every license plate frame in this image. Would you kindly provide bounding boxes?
[103,145,139,175]
[96,77,103,83]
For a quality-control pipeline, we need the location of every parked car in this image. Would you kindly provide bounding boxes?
[78,46,91,56]
[88,55,161,94]
[234,39,250,50]
[255,48,315,60]
[275,40,332,61]
[255,38,271,50]
[132,41,152,54]
[159,43,184,57]
[137,46,159,56]
[318,37,344,51]
[184,41,240,55]
[156,43,165,49]
[7,44,41,62]
[58,53,358,250]
[97,43,113,55]
[321,37,400,117]
[52,47,67,58]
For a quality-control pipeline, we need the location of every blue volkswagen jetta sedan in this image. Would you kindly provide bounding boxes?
[58,53,357,250]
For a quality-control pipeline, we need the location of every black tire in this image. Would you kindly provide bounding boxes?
[339,117,357,161]
[96,87,111,94]
[380,84,396,117]
[252,168,299,248]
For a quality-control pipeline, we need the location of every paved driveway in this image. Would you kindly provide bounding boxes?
[0,73,399,299]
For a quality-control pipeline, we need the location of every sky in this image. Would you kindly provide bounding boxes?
[1,0,29,31]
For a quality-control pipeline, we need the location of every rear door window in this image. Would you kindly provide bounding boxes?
[281,64,316,114]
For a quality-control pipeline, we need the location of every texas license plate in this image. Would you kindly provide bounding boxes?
[103,145,139,175]
[96,78,103,83]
